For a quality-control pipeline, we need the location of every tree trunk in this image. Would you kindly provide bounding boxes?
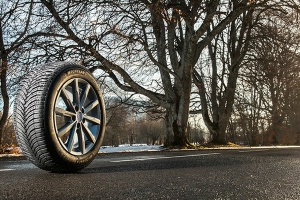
[165,89,192,147]
[0,17,9,144]
[165,107,189,147]
[209,121,228,145]
[0,58,9,145]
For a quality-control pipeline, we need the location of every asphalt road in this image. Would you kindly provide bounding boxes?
[0,147,300,200]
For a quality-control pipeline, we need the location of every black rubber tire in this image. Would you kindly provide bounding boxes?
[13,62,106,172]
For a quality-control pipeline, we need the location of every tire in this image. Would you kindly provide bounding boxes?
[13,62,106,172]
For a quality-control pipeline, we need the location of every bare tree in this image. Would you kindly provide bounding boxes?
[0,0,34,144]
[37,0,276,147]
[244,8,300,145]
[193,1,300,144]
[193,2,254,144]
[230,87,264,146]
[139,117,165,145]
[102,99,130,146]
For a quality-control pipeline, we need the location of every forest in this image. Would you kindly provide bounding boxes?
[1,0,300,153]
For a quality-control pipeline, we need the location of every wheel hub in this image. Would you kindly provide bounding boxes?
[76,111,83,123]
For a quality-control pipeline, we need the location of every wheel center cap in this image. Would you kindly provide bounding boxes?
[77,111,83,122]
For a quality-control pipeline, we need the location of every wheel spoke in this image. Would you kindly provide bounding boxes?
[77,124,86,154]
[61,87,76,112]
[80,84,90,108]
[84,115,101,125]
[84,100,99,113]
[82,123,96,144]
[55,107,76,117]
[66,124,77,151]
[73,78,80,108]
[58,121,76,138]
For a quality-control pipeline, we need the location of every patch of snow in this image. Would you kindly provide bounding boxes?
[99,144,164,153]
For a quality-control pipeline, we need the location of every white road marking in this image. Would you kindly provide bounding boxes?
[110,153,221,163]
[0,169,15,172]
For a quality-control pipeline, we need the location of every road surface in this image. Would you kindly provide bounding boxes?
[0,147,300,199]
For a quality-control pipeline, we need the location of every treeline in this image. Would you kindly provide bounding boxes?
[1,1,300,148]
[230,9,300,145]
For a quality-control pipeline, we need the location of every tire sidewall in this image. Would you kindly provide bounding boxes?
[45,65,105,167]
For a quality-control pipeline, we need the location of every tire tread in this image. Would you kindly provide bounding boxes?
[14,62,105,172]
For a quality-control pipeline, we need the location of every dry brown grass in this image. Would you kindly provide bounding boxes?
[200,142,242,148]
[0,144,21,154]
